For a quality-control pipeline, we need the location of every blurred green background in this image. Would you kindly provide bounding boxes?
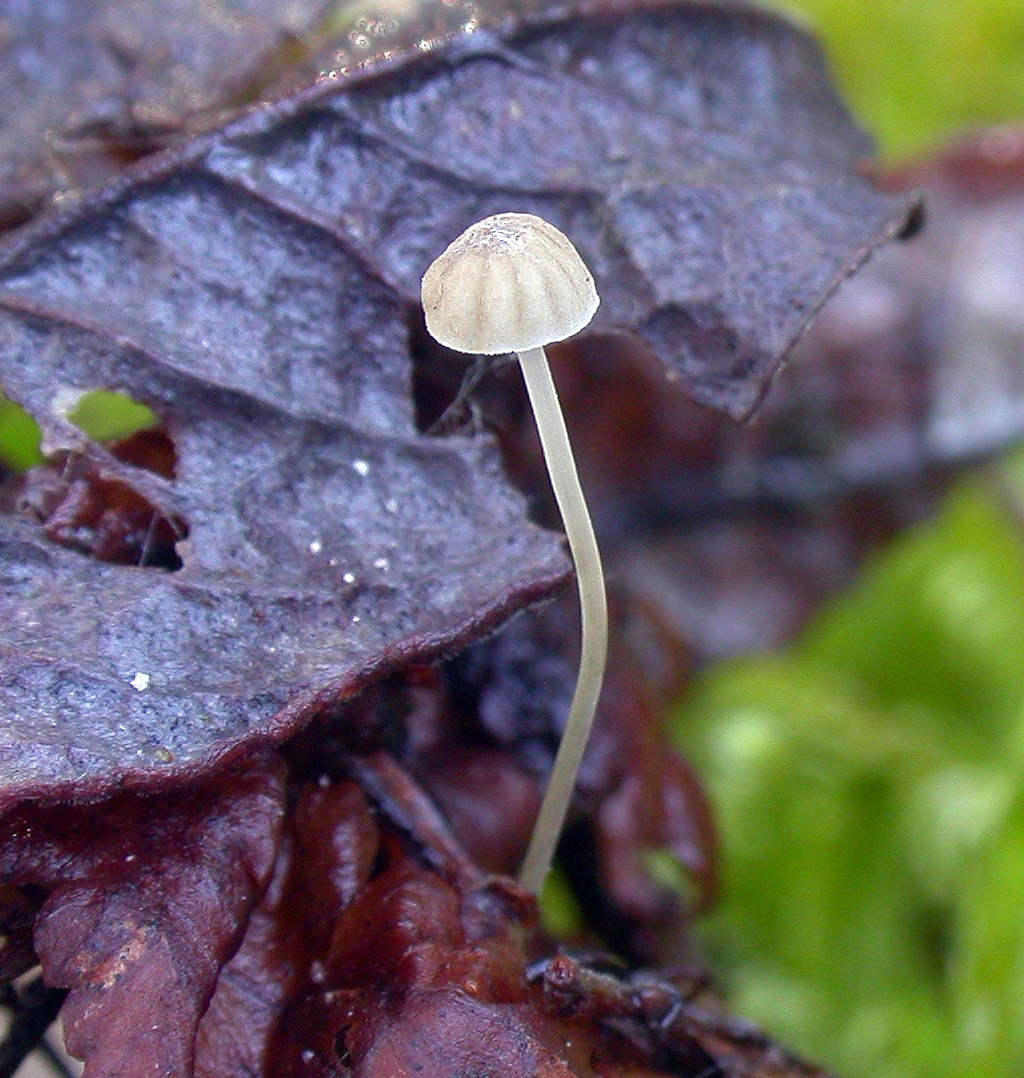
[775,0,1024,159]
[672,7,1024,1078]
[676,470,1024,1078]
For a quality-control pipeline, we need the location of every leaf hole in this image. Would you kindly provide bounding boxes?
[107,428,179,482]
[17,449,187,571]
[0,394,44,473]
[2,388,187,568]
[64,389,159,444]
[334,1026,354,1070]
[5,412,187,572]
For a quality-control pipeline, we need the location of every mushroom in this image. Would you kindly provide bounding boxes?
[421,212,606,894]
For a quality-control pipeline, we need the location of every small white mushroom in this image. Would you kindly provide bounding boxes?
[422,212,607,894]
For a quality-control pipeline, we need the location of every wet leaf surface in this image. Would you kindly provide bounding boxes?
[194,778,380,1078]
[0,0,910,806]
[0,431,563,807]
[213,0,917,420]
[0,0,339,231]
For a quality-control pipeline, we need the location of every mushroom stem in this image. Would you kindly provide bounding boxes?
[420,212,607,894]
[515,345,608,895]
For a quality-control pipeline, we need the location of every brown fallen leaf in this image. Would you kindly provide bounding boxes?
[215,753,831,1078]
[0,0,340,231]
[0,4,938,1075]
[0,755,285,1078]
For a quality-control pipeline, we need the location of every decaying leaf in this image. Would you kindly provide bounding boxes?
[533,950,836,1078]
[599,128,1024,662]
[0,4,943,1076]
[0,0,340,230]
[0,755,285,1078]
[195,753,833,1078]
[194,777,380,1078]
[0,0,914,809]
[0,430,564,806]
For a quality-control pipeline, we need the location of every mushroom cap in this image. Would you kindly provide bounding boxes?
[421,213,599,355]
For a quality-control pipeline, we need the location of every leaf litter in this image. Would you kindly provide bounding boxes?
[0,1,933,1075]
[0,0,916,804]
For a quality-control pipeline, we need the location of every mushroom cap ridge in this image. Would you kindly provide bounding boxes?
[421,213,600,355]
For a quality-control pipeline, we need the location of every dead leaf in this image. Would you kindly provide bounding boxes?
[0,0,910,808]
[195,779,379,1078]
[0,0,339,230]
[0,755,285,1078]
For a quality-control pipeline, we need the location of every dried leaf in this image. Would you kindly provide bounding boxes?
[0,0,338,230]
[386,0,917,418]
[248,758,832,1078]
[0,10,928,1073]
[195,779,379,1078]
[535,951,837,1078]
[0,755,286,1077]
[0,0,909,807]
[601,128,1024,662]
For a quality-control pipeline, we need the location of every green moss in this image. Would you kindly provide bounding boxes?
[776,0,1024,158]
[66,390,158,444]
[673,469,1024,1077]
[0,396,43,471]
